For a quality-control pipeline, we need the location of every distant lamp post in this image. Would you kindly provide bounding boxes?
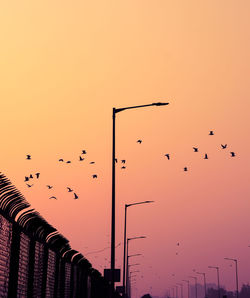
[122,201,153,294]
[224,258,239,298]
[182,280,190,298]
[176,283,183,298]
[196,272,207,297]
[189,276,198,298]
[126,236,145,296]
[208,266,220,298]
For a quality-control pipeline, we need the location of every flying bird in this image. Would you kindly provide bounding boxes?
[184,167,188,171]
[221,144,227,149]
[121,166,126,169]
[73,193,79,200]
[26,155,31,160]
[137,139,142,144]
[49,196,57,200]
[230,152,236,157]
[35,173,40,179]
[26,184,33,188]
[67,187,73,192]
[164,154,170,160]
[209,131,214,135]
[79,156,84,161]
[47,185,53,189]
[66,161,71,163]
[121,160,126,164]
[90,161,95,164]
[193,147,198,152]
[92,174,98,179]
[204,154,208,159]
[59,159,64,162]
[82,150,87,154]
[115,158,118,163]
[29,174,33,179]
[24,176,29,182]
[177,243,180,246]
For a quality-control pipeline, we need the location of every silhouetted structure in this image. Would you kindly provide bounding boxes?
[0,172,119,298]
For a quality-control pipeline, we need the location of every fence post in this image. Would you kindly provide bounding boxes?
[8,224,21,298]
[41,245,48,298]
[27,239,35,298]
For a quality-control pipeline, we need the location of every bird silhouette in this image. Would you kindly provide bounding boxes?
[29,174,33,179]
[67,187,73,192]
[26,184,33,188]
[35,173,40,179]
[230,152,236,157]
[184,167,188,171]
[59,159,64,162]
[49,196,57,200]
[115,158,118,163]
[177,243,180,246]
[121,160,126,164]
[92,174,98,179]
[204,154,208,159]
[24,176,29,182]
[209,131,214,135]
[79,156,84,161]
[47,185,53,189]
[137,139,142,144]
[90,161,95,164]
[221,144,227,149]
[193,147,198,152]
[164,154,170,160]
[73,193,79,199]
[66,161,71,163]
[121,166,126,169]
[82,150,87,154]
[26,155,31,160]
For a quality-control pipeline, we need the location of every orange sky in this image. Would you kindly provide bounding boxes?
[0,1,250,297]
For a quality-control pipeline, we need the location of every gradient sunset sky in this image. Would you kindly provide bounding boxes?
[0,1,250,297]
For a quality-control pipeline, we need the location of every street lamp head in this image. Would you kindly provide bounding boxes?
[152,102,169,106]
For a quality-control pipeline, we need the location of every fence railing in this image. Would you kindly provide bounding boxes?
[0,172,116,298]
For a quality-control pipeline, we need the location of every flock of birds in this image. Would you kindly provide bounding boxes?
[24,130,237,199]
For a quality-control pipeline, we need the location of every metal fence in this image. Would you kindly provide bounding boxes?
[0,173,114,298]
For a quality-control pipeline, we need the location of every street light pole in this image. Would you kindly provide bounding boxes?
[224,258,239,298]
[176,283,183,298]
[182,280,190,298]
[208,266,220,298]
[122,201,153,295]
[110,102,169,295]
[189,276,198,298]
[196,272,207,298]
[126,236,146,297]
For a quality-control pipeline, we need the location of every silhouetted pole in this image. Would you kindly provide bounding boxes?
[126,263,140,298]
[111,102,169,296]
[208,266,220,298]
[224,258,239,298]
[126,236,145,297]
[122,201,153,296]
[182,280,190,298]
[175,285,178,298]
[196,272,207,298]
[189,276,197,298]
[177,283,183,298]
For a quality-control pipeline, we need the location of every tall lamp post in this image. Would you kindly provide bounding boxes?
[111,102,169,294]
[224,258,239,298]
[122,201,153,294]
[182,280,190,298]
[189,276,198,298]
[196,272,207,298]
[208,266,220,298]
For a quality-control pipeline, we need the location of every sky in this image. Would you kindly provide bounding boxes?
[0,1,250,297]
